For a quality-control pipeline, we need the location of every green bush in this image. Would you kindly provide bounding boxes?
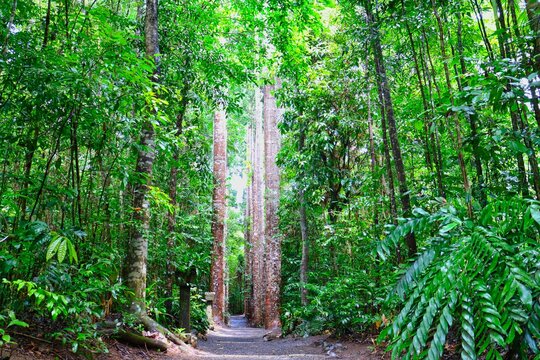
[190,290,210,334]
[378,199,540,359]
[282,272,389,336]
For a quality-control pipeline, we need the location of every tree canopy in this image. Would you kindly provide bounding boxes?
[0,0,539,358]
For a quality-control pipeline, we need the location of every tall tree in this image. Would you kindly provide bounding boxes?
[263,83,282,332]
[210,108,228,325]
[250,88,266,326]
[244,124,254,319]
[123,0,160,313]
[365,0,417,256]
[298,131,309,307]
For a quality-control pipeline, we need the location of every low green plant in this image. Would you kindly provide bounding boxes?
[46,229,82,264]
[378,199,540,359]
[282,272,388,336]
[190,290,210,334]
[4,278,109,354]
[0,310,29,358]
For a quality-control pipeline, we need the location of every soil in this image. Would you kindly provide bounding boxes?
[6,316,388,360]
[180,315,387,360]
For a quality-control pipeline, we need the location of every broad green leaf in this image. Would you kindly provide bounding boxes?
[46,236,62,262]
[57,239,67,263]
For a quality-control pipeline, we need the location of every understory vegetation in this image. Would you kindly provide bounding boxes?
[0,0,539,359]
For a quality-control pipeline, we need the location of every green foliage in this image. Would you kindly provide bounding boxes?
[378,199,540,359]
[0,310,29,349]
[1,0,540,356]
[46,230,81,264]
[190,290,210,334]
[282,273,389,336]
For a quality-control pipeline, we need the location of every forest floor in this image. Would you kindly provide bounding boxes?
[180,315,386,360]
[7,316,387,359]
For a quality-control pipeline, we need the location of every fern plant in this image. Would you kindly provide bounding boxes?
[378,199,540,359]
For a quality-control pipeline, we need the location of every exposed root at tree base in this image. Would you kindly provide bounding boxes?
[113,330,169,351]
[138,314,190,348]
[98,312,195,354]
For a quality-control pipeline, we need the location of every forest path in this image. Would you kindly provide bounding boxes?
[183,315,328,360]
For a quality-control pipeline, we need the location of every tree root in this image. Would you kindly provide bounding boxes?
[97,313,192,352]
[113,330,168,351]
[138,314,187,347]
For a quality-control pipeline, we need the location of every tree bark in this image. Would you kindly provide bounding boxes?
[401,0,432,172]
[491,0,535,197]
[263,83,282,332]
[210,108,227,325]
[431,0,473,217]
[456,11,487,207]
[17,126,38,226]
[123,0,159,311]
[365,0,417,256]
[298,130,309,307]
[244,125,254,319]
[178,269,195,331]
[298,187,308,307]
[250,88,265,327]
[43,0,52,48]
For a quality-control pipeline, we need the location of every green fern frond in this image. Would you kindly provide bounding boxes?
[427,292,457,360]
[409,294,442,356]
[395,249,435,299]
[382,201,540,359]
[461,295,477,360]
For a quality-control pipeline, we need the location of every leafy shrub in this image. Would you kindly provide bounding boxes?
[190,290,209,334]
[0,222,124,354]
[282,272,389,336]
[378,199,540,359]
[0,310,29,347]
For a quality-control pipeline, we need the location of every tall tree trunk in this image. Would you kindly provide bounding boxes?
[263,83,282,332]
[470,0,495,61]
[366,0,417,256]
[491,0,533,197]
[178,268,195,332]
[367,91,382,235]
[298,188,308,307]
[431,0,473,217]
[250,88,265,327]
[456,11,487,207]
[418,30,445,197]
[298,131,309,307]
[518,107,540,200]
[244,125,253,319]
[123,0,159,312]
[401,0,432,172]
[376,83,398,224]
[210,108,227,325]
[43,0,52,48]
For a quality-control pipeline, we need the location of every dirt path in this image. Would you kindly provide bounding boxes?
[181,316,382,360]
[183,315,325,360]
[8,315,385,359]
